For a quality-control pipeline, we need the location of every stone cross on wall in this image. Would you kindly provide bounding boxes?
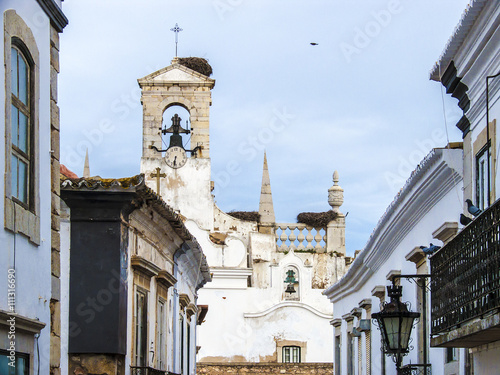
[150,167,166,197]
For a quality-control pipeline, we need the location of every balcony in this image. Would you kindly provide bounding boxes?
[430,199,500,347]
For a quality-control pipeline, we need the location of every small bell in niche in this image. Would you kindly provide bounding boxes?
[284,269,298,294]
[285,283,296,294]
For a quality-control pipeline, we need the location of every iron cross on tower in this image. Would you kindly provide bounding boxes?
[170,23,183,57]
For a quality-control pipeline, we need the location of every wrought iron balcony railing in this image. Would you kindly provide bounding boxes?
[431,198,500,334]
[130,366,166,375]
[400,364,432,375]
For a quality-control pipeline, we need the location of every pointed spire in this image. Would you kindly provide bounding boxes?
[83,149,90,178]
[259,152,275,227]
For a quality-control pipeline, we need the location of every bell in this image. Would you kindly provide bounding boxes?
[285,283,296,293]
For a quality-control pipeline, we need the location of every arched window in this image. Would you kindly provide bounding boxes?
[4,9,41,245]
[10,45,32,206]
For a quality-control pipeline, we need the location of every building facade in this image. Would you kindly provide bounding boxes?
[429,1,500,374]
[324,147,464,375]
[0,1,67,374]
[59,174,211,375]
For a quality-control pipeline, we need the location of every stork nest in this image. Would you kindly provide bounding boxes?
[227,211,260,222]
[178,57,213,77]
[297,210,337,227]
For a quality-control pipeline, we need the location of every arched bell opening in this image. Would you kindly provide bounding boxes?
[161,104,191,155]
[282,265,300,301]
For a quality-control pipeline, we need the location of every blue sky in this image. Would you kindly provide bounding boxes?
[59,0,470,255]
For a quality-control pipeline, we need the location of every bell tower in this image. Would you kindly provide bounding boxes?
[138,58,216,229]
[138,57,215,158]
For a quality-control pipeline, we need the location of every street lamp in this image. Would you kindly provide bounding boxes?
[372,284,420,372]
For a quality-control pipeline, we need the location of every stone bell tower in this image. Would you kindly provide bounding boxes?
[138,58,216,229]
[138,57,215,158]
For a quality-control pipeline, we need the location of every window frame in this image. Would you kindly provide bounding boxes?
[10,44,33,209]
[134,288,148,367]
[475,144,491,211]
[0,349,29,375]
[282,346,301,363]
[4,10,41,245]
[157,297,167,370]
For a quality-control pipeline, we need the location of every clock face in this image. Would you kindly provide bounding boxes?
[165,146,187,169]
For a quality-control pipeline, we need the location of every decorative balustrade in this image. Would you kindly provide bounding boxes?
[276,223,326,252]
[431,198,500,334]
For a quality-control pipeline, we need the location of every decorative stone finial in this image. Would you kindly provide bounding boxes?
[171,56,180,65]
[328,170,344,214]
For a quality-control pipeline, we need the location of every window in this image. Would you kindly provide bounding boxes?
[347,334,354,374]
[157,299,166,369]
[446,347,458,363]
[180,315,184,374]
[187,323,191,375]
[10,46,31,207]
[476,145,491,210]
[0,350,29,375]
[4,9,41,244]
[283,346,301,363]
[135,289,148,366]
[334,335,341,375]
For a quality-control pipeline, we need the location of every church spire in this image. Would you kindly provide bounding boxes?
[259,152,275,230]
[83,149,90,178]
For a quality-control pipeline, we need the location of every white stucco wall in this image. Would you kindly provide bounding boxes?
[0,2,54,374]
[325,148,464,375]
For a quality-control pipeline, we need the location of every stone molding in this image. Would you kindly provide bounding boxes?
[405,246,426,267]
[330,318,342,327]
[179,293,190,310]
[131,255,161,278]
[432,222,459,245]
[371,285,385,300]
[186,303,198,320]
[243,301,332,320]
[157,270,177,289]
[0,309,46,334]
